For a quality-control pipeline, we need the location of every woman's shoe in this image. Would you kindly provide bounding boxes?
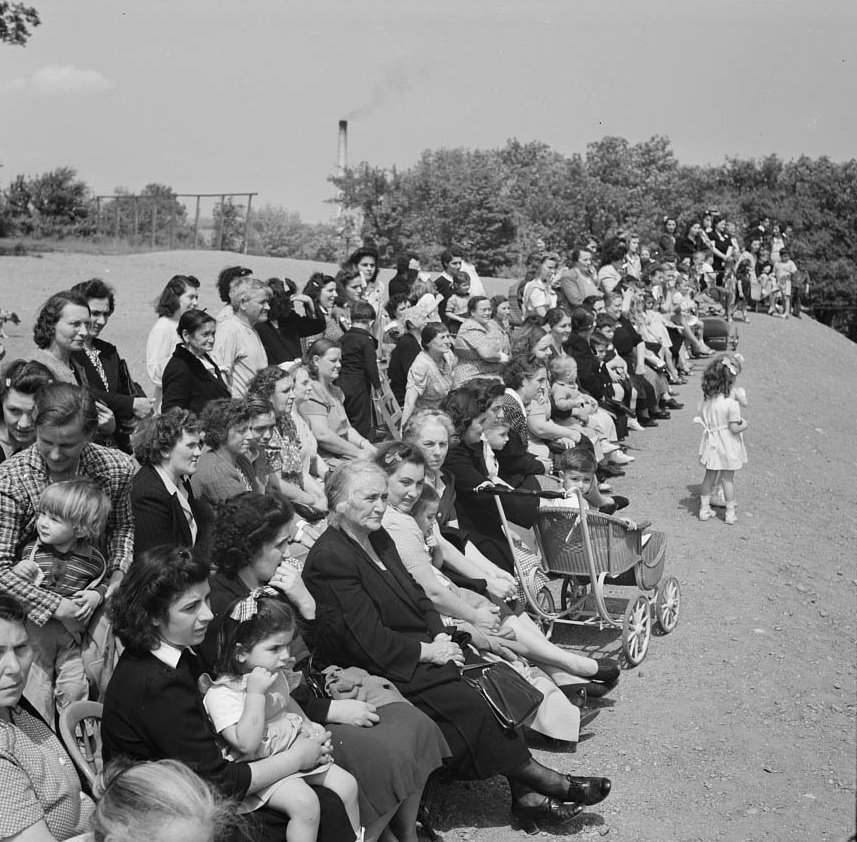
[564,775,612,806]
[661,398,684,410]
[593,659,621,683]
[639,417,659,428]
[581,681,616,698]
[511,798,584,834]
[609,451,635,465]
[626,417,645,432]
[579,708,600,730]
[560,685,587,708]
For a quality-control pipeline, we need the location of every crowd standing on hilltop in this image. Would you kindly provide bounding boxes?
[0,212,770,842]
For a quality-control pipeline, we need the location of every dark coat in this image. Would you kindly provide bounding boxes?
[302,525,529,779]
[257,309,325,365]
[73,338,143,452]
[443,439,539,575]
[101,648,351,842]
[388,333,420,406]
[339,326,381,389]
[130,464,211,560]
[161,345,230,416]
[565,333,603,400]
[277,309,326,361]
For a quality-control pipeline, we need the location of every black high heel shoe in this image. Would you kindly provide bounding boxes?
[560,685,587,708]
[565,774,612,805]
[593,659,621,683]
[511,797,584,835]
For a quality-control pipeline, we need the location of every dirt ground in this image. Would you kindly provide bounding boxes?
[1,251,855,841]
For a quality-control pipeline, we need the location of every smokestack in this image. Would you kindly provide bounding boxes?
[337,120,348,176]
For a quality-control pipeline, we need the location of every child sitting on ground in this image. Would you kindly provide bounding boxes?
[444,270,472,334]
[204,594,363,840]
[12,478,111,723]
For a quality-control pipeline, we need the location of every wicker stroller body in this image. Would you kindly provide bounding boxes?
[486,486,680,666]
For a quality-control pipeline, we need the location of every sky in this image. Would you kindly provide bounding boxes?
[1,0,855,223]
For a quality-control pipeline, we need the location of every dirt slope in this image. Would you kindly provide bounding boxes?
[1,253,854,841]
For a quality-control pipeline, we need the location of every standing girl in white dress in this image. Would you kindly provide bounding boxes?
[695,355,748,525]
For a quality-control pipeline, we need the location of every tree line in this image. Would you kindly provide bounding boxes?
[0,136,854,336]
[330,136,857,336]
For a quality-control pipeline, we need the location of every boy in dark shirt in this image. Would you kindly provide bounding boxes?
[338,300,381,439]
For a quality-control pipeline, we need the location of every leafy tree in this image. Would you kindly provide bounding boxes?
[98,183,190,245]
[0,1,39,45]
[250,204,339,261]
[0,167,90,236]
[212,198,245,253]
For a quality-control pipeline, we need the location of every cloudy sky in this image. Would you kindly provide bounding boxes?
[1,0,854,222]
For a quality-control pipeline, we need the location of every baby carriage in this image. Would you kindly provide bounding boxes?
[476,484,681,666]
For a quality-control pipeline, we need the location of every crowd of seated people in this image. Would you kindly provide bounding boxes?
[0,215,774,839]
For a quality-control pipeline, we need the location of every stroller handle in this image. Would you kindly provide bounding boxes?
[471,483,566,500]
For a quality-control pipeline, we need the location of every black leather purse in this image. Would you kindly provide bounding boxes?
[292,502,327,523]
[460,661,543,732]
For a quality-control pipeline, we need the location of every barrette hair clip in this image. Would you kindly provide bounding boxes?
[383,448,405,467]
[719,359,738,376]
[229,585,279,622]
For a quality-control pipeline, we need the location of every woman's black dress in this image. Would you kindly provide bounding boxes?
[303,526,531,779]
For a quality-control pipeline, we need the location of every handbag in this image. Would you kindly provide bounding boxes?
[292,502,327,523]
[460,660,543,732]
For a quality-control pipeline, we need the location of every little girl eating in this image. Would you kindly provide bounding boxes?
[204,591,363,841]
[694,355,748,524]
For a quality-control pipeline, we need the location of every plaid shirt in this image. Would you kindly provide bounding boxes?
[0,442,136,626]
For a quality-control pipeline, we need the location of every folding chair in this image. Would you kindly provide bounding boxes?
[58,700,104,789]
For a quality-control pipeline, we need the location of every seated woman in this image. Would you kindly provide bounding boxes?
[145,274,201,409]
[296,339,376,469]
[256,277,325,364]
[0,358,54,464]
[441,382,541,574]
[0,594,95,841]
[190,398,260,509]
[400,323,456,428]
[303,461,611,832]
[88,759,231,842]
[72,278,153,454]
[30,290,116,439]
[101,546,354,842]
[402,409,519,599]
[452,296,510,387]
[387,306,425,408]
[375,442,618,707]
[301,273,344,348]
[292,364,328,482]
[201,492,449,842]
[248,365,327,513]
[131,408,211,559]
[161,309,231,417]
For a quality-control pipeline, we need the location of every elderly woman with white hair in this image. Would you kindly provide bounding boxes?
[302,460,612,833]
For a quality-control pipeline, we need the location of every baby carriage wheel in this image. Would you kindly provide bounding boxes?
[531,585,555,639]
[655,577,681,634]
[622,592,652,666]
